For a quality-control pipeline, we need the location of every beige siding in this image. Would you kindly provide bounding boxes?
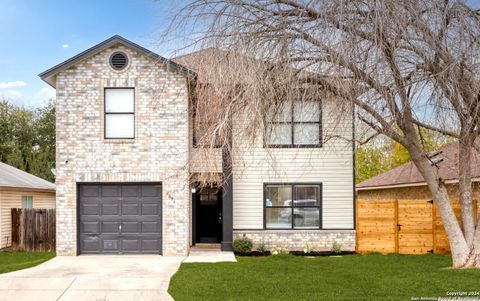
[232,99,354,229]
[0,188,55,248]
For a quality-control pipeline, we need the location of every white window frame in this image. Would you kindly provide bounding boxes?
[104,88,135,139]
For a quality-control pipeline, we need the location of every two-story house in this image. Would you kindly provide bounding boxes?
[39,35,354,256]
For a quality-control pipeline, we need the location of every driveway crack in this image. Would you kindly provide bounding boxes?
[56,276,77,301]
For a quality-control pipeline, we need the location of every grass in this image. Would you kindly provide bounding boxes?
[169,254,480,301]
[0,251,55,274]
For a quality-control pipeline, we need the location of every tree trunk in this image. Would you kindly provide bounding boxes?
[404,138,472,268]
[458,132,476,247]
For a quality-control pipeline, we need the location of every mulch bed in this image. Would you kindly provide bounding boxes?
[234,251,271,256]
[290,251,356,257]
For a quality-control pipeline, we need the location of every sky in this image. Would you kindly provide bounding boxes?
[0,0,186,108]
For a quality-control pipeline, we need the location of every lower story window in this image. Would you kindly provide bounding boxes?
[21,196,33,208]
[264,183,322,229]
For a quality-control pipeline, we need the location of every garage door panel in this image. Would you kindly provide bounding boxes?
[81,238,101,252]
[81,186,100,197]
[122,185,140,197]
[142,239,161,251]
[122,222,140,233]
[101,185,122,197]
[82,221,100,234]
[142,222,160,233]
[141,185,161,197]
[79,183,162,254]
[122,239,140,251]
[102,203,121,215]
[103,239,120,251]
[81,203,100,215]
[142,203,160,215]
[102,222,120,234]
[122,203,140,215]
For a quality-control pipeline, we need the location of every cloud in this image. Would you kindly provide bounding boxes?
[38,87,55,99]
[0,80,27,89]
[62,44,69,48]
[6,90,22,97]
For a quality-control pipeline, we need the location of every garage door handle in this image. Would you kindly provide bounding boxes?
[119,225,122,233]
[397,224,402,231]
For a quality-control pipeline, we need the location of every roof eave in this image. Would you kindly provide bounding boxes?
[38,35,196,88]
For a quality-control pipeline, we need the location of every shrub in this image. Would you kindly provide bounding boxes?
[331,240,342,254]
[233,237,253,253]
[256,240,267,253]
[303,240,313,254]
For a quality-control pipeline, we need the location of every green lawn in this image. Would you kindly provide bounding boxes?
[0,251,55,274]
[169,254,480,301]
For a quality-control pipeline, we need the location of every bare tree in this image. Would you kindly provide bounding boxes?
[164,0,480,267]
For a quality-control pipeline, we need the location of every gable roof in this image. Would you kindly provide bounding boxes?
[0,162,55,191]
[39,35,195,87]
[356,142,480,190]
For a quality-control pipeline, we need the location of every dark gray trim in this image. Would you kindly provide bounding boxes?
[221,130,233,251]
[104,87,135,140]
[39,35,195,87]
[263,182,323,230]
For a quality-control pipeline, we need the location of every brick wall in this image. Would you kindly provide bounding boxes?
[55,44,190,255]
[233,230,355,251]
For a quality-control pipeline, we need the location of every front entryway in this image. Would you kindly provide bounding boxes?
[78,183,162,254]
[193,186,223,244]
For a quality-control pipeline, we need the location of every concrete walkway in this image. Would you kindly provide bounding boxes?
[0,255,184,301]
[183,249,236,263]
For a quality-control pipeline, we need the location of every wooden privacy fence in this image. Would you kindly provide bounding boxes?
[356,199,477,254]
[11,208,55,252]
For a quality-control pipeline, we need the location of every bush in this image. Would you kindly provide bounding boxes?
[256,240,267,253]
[233,237,253,253]
[331,240,342,254]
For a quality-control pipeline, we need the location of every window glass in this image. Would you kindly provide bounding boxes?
[266,124,292,145]
[271,102,292,122]
[293,124,320,145]
[293,208,320,229]
[265,184,321,229]
[21,196,33,208]
[293,101,320,122]
[105,114,134,138]
[294,185,320,206]
[265,185,292,207]
[105,89,134,113]
[266,208,292,229]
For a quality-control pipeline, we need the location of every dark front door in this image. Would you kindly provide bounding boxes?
[195,186,222,243]
[78,183,162,254]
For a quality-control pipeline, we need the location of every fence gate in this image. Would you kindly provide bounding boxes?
[356,199,477,254]
[397,200,433,254]
[11,208,56,252]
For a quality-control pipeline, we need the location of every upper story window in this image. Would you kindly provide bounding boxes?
[265,100,322,148]
[104,88,135,139]
[21,196,33,208]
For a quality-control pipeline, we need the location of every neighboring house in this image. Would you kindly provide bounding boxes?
[39,35,354,256]
[0,162,55,249]
[356,142,480,254]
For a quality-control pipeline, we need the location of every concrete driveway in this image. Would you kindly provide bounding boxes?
[0,255,185,301]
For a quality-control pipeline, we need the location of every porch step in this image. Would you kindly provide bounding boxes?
[191,243,221,250]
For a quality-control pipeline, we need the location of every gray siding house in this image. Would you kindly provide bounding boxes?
[40,35,354,256]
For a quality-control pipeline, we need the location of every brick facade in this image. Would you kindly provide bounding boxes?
[55,44,190,255]
[233,230,355,252]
